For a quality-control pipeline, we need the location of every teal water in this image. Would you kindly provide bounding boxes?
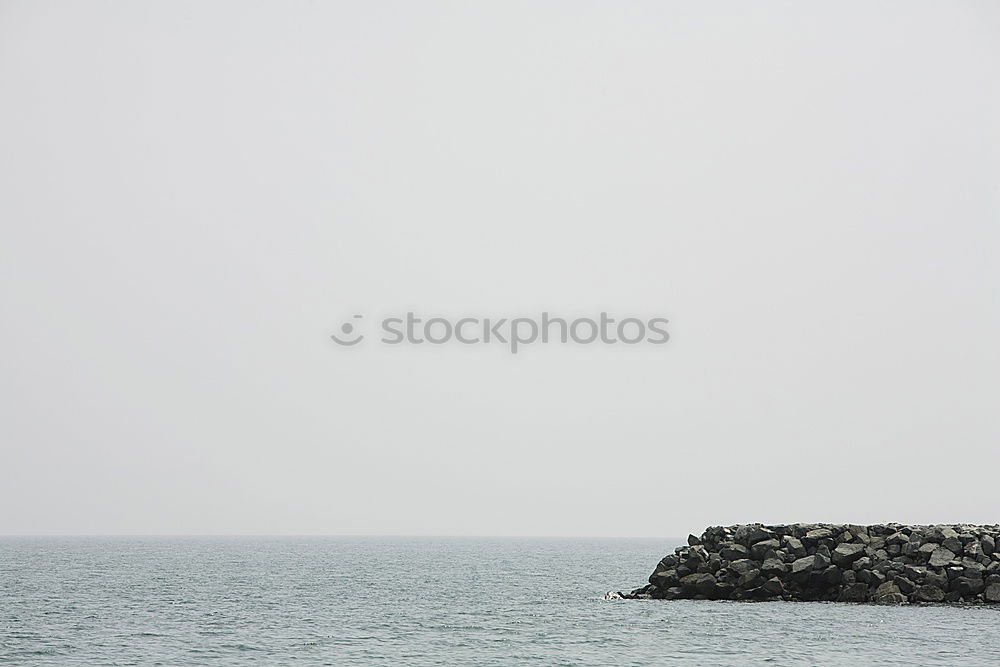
[2,537,998,665]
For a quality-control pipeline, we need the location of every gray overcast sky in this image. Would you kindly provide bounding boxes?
[1,1,998,536]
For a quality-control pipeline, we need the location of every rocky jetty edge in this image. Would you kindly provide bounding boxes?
[609,523,1000,604]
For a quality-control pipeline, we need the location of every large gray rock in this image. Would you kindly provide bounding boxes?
[917,542,939,558]
[929,547,956,568]
[893,576,915,594]
[747,526,777,545]
[679,572,717,596]
[985,583,1000,603]
[729,559,757,575]
[649,568,679,587]
[782,536,805,556]
[720,544,748,561]
[915,585,945,602]
[832,543,866,566]
[791,555,817,575]
[732,525,755,545]
[749,539,781,561]
[737,569,763,588]
[761,577,784,596]
[804,528,833,542]
[941,537,963,554]
[924,571,949,590]
[873,582,906,604]
[686,545,709,563]
[838,582,869,602]
[953,577,985,597]
[761,558,788,577]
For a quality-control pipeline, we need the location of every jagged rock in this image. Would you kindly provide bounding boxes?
[929,547,956,568]
[832,543,866,566]
[680,572,717,596]
[953,577,985,597]
[649,569,679,587]
[782,536,805,557]
[805,528,833,540]
[720,544,748,561]
[749,539,781,561]
[894,576,916,594]
[747,527,777,545]
[729,559,757,575]
[915,585,946,602]
[619,524,1000,606]
[761,557,788,577]
[737,569,763,588]
[917,543,939,558]
[963,561,985,577]
[791,555,817,575]
[942,537,963,554]
[838,582,869,602]
[761,577,784,596]
[850,526,871,544]
[687,545,709,563]
[924,571,949,590]
[733,525,755,546]
[873,582,906,604]
[714,581,735,598]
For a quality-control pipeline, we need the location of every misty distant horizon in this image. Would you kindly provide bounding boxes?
[2,0,999,538]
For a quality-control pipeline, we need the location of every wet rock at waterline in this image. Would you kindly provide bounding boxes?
[611,524,1000,604]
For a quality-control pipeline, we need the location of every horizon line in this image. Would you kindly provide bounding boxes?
[0,533,682,539]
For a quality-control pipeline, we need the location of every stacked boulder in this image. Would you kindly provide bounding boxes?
[621,524,1000,604]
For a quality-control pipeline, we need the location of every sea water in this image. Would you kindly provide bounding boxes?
[2,537,998,665]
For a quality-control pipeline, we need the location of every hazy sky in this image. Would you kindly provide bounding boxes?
[1,1,998,536]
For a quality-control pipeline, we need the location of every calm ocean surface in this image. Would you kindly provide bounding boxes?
[2,537,998,665]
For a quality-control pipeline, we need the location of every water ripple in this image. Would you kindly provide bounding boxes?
[1,537,998,665]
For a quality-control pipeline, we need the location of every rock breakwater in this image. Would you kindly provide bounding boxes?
[616,523,1000,604]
